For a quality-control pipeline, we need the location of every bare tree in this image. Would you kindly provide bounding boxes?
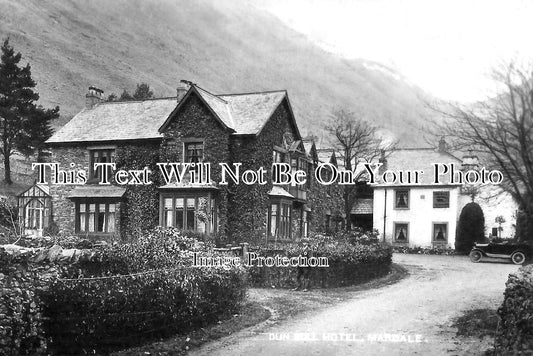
[433,61,533,242]
[326,109,397,230]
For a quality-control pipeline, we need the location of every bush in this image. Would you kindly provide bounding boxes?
[248,230,392,288]
[456,202,485,254]
[495,264,533,354]
[1,228,248,355]
[0,246,57,355]
[40,266,246,355]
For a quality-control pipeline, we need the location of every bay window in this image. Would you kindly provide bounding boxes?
[76,202,116,234]
[160,193,216,234]
[267,199,292,239]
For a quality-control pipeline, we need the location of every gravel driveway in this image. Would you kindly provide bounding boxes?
[191,254,520,356]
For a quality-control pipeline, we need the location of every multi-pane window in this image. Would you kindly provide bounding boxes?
[433,223,447,241]
[433,191,450,208]
[77,202,116,234]
[184,142,204,163]
[268,200,291,239]
[270,204,278,236]
[394,222,409,242]
[302,210,309,238]
[273,150,285,163]
[89,149,115,181]
[24,199,44,230]
[161,195,215,233]
[395,190,409,209]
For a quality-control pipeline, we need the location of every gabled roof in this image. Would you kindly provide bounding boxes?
[48,84,298,144]
[17,183,50,198]
[302,139,318,162]
[47,97,180,144]
[160,86,295,136]
[316,148,336,165]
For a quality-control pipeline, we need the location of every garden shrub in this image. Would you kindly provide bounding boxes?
[249,230,393,288]
[40,266,246,355]
[495,264,533,354]
[1,228,248,355]
[0,246,57,355]
[456,202,485,254]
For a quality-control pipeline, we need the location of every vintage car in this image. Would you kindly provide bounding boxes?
[469,241,532,265]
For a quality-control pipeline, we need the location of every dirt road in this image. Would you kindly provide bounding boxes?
[191,254,519,356]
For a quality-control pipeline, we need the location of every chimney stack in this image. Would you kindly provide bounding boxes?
[85,86,104,109]
[176,80,192,101]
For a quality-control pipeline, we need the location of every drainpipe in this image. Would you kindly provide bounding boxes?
[383,189,387,243]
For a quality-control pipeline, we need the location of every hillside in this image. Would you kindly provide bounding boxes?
[0,0,436,146]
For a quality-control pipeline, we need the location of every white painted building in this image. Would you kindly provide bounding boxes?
[372,145,518,248]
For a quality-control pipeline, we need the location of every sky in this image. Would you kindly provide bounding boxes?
[254,0,533,102]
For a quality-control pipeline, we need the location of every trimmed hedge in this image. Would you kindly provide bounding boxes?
[249,230,393,288]
[0,228,248,355]
[40,267,246,355]
[495,264,533,354]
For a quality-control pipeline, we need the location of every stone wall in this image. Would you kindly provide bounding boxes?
[49,146,88,236]
[228,99,297,241]
[495,264,533,354]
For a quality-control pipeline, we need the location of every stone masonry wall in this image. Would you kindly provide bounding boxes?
[161,93,231,236]
[229,99,297,241]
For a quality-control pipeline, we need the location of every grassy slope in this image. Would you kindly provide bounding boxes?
[0,0,435,146]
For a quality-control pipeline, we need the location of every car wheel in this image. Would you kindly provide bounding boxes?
[470,250,482,263]
[511,251,526,265]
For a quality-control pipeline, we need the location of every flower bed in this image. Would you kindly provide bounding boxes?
[495,264,533,354]
[393,245,455,255]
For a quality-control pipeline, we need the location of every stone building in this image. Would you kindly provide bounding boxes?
[20,83,343,241]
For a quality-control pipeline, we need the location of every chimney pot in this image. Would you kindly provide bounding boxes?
[86,86,104,109]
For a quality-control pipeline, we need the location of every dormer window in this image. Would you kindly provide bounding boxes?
[184,142,204,163]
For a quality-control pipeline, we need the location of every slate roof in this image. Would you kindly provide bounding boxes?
[67,186,126,198]
[47,85,293,144]
[351,198,373,214]
[188,87,289,135]
[47,98,180,143]
[268,186,294,199]
[376,148,463,186]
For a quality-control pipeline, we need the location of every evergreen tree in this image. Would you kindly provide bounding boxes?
[456,202,485,254]
[107,83,154,102]
[0,37,58,184]
[132,83,153,100]
[118,89,133,101]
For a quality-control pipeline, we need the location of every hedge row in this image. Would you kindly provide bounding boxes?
[40,267,246,355]
[249,230,393,288]
[0,228,247,355]
[495,264,533,354]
